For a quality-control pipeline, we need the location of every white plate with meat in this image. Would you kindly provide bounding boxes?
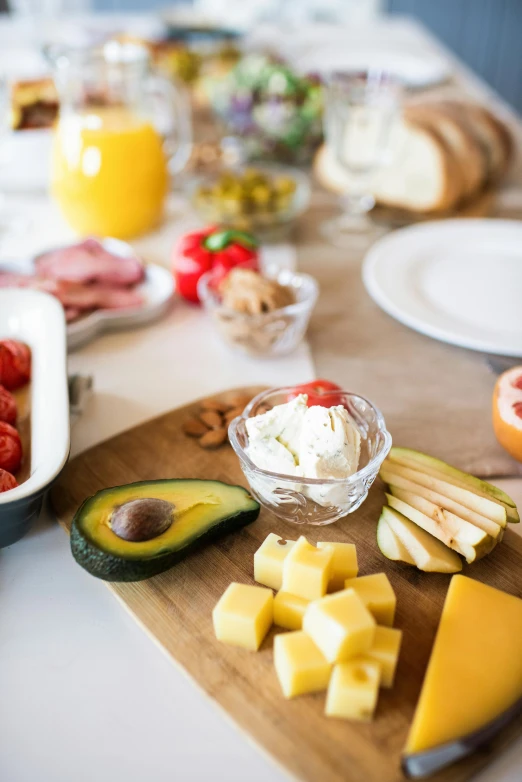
[0,238,174,350]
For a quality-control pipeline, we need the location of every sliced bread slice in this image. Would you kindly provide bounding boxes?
[455,102,513,181]
[406,102,486,199]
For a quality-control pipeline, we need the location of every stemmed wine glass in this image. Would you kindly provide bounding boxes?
[321,70,402,248]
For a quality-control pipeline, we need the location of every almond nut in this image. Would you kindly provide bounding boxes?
[200,410,224,429]
[228,393,251,409]
[200,398,231,413]
[224,406,245,425]
[183,418,209,437]
[199,427,227,449]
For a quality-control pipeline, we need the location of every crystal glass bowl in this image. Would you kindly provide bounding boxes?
[187,164,311,241]
[229,387,392,526]
[198,268,318,358]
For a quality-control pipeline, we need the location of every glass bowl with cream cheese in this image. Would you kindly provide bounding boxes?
[229,387,391,525]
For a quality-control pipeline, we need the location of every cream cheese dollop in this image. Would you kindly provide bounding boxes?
[245,394,361,506]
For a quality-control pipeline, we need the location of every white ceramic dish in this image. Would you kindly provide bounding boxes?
[1,238,174,351]
[362,219,522,357]
[0,289,70,546]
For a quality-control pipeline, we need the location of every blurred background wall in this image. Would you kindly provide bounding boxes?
[3,0,522,113]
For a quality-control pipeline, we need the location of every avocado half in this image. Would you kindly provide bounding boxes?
[70,479,260,582]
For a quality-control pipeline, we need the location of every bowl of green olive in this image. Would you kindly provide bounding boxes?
[188,165,311,240]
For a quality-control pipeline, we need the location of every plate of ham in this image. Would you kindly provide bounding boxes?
[0,238,174,350]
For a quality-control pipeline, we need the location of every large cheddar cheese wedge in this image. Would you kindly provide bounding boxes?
[404,575,522,774]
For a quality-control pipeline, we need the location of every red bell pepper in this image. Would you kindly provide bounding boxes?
[172,227,259,304]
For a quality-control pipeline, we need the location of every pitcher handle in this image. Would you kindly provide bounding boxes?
[147,74,192,177]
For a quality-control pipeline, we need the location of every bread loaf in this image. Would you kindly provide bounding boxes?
[314,99,513,215]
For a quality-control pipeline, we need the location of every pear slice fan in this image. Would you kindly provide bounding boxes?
[378,448,518,573]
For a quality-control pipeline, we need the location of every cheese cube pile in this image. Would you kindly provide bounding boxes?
[212,532,403,723]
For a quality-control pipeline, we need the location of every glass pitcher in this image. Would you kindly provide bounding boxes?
[50,41,192,239]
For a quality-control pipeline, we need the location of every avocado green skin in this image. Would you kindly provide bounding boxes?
[70,480,260,582]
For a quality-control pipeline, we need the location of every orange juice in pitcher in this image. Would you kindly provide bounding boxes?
[50,42,191,239]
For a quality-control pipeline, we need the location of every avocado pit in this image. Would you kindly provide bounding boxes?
[110,498,174,542]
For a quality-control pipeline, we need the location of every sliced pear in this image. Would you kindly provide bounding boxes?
[380,507,462,574]
[377,514,416,565]
[381,468,505,536]
[388,447,519,523]
[385,493,496,564]
[380,462,507,527]
[387,483,503,540]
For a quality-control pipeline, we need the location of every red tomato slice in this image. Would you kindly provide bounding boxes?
[286,379,344,408]
[0,421,22,473]
[0,340,31,390]
[0,467,18,493]
[0,385,17,424]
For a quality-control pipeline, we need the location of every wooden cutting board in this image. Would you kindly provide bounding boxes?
[51,388,522,782]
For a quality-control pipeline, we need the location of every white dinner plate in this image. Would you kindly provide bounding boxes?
[362,219,522,357]
[294,47,450,89]
[0,238,174,351]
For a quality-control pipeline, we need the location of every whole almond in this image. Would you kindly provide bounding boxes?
[225,406,245,425]
[199,427,227,449]
[228,393,251,409]
[183,417,209,437]
[200,410,224,429]
[200,398,231,413]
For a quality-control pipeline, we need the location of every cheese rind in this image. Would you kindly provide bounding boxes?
[254,533,296,590]
[325,659,381,720]
[282,536,333,600]
[212,583,273,651]
[274,630,332,698]
[344,573,397,627]
[405,575,522,754]
[274,591,309,631]
[303,588,376,663]
[366,625,403,688]
[317,541,358,591]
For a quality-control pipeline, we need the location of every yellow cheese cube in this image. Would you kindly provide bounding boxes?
[274,591,310,630]
[274,630,332,698]
[344,573,397,626]
[303,588,376,663]
[212,582,273,651]
[366,626,403,688]
[281,536,333,600]
[254,533,296,590]
[325,658,381,720]
[317,541,358,591]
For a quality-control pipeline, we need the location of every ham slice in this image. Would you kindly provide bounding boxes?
[35,238,145,286]
[0,238,147,325]
[57,282,144,311]
[0,273,144,313]
[0,273,58,295]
